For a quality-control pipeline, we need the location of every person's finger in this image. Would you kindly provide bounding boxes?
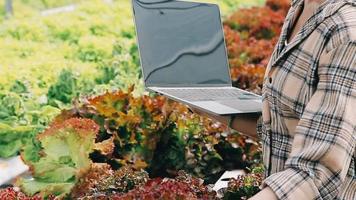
[187,106,195,113]
[187,106,204,116]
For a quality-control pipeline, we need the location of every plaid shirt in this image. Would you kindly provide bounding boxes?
[256,0,356,199]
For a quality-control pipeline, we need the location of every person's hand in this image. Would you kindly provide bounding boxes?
[189,106,260,139]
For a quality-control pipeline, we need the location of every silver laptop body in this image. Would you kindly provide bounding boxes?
[132,0,262,116]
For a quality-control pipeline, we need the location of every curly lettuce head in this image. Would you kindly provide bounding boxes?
[17,118,99,198]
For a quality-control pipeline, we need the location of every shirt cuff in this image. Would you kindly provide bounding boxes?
[262,168,320,200]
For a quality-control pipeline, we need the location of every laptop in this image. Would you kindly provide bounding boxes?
[132,0,262,116]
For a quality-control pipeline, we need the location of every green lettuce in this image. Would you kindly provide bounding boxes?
[17,118,99,197]
[0,122,36,158]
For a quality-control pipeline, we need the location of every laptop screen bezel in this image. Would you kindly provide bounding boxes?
[132,0,233,88]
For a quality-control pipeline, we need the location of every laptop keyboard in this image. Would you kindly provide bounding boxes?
[157,88,259,101]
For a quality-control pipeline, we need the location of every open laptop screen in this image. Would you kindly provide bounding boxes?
[133,0,231,87]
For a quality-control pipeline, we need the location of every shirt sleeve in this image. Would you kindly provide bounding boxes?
[256,115,264,139]
[262,41,356,199]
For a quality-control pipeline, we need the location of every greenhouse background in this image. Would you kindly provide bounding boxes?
[0,0,290,199]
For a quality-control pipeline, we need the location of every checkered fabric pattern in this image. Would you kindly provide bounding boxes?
[256,0,356,199]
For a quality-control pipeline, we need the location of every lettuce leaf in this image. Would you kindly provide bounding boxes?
[19,180,74,198]
[17,118,99,197]
[0,122,36,158]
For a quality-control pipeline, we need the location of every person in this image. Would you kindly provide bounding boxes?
[193,0,356,199]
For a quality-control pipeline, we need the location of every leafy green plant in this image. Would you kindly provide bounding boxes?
[71,163,149,199]
[50,88,260,185]
[0,123,37,158]
[0,92,24,121]
[47,69,79,107]
[53,87,169,169]
[113,170,217,200]
[149,110,225,183]
[0,89,61,157]
[222,166,264,200]
[77,36,113,63]
[10,80,29,94]
[94,39,142,91]
[17,118,100,197]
